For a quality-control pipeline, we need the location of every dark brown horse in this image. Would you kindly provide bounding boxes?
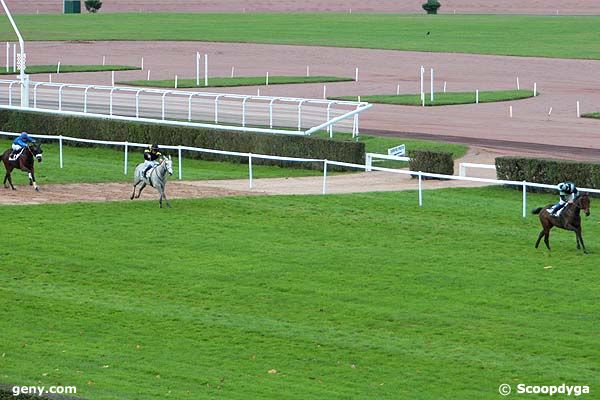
[532,193,591,253]
[2,143,43,191]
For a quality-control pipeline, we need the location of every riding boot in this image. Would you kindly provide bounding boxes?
[550,203,563,216]
[143,166,151,178]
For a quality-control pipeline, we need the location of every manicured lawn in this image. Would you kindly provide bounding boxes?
[2,14,600,59]
[0,187,598,399]
[0,65,141,75]
[331,90,536,106]
[119,76,353,88]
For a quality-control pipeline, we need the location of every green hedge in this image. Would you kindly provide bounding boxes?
[408,149,453,178]
[495,156,600,193]
[0,110,364,171]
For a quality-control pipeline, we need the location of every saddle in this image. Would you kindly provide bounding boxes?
[546,205,567,217]
[8,148,24,162]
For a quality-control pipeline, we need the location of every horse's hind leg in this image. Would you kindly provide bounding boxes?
[5,173,15,190]
[131,180,140,200]
[535,230,545,249]
[136,182,147,199]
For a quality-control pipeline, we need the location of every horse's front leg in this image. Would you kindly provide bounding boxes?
[576,228,587,254]
[162,188,171,208]
[29,170,39,192]
[535,230,544,249]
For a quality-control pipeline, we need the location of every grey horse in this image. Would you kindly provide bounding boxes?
[130,155,174,208]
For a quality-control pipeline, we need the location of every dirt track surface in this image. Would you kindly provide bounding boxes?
[0,147,503,206]
[8,0,600,15]
[16,40,600,160]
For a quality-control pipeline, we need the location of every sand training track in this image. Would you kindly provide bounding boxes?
[8,0,600,15]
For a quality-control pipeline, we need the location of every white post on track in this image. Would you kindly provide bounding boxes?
[577,101,580,118]
[476,89,479,104]
[196,52,200,86]
[306,65,310,77]
[124,142,128,175]
[12,43,15,72]
[102,55,105,66]
[443,81,447,93]
[5,42,8,72]
[420,65,424,101]
[175,75,178,89]
[178,146,182,180]
[141,57,144,71]
[248,153,253,189]
[522,181,527,218]
[516,76,520,90]
[147,70,150,81]
[111,70,115,86]
[266,71,269,85]
[322,160,328,194]
[204,53,208,86]
[231,66,235,78]
[533,82,537,97]
[323,85,327,99]
[418,172,423,207]
[509,105,513,118]
[59,136,63,169]
[57,61,60,74]
[355,67,359,82]
[430,68,434,102]
[396,84,400,95]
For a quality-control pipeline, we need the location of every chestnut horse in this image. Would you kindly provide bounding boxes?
[532,193,590,253]
[2,143,43,191]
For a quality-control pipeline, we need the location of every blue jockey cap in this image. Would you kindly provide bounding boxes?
[20,132,28,138]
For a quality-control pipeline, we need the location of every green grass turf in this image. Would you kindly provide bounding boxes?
[332,90,536,106]
[2,14,600,59]
[0,187,598,399]
[0,136,467,185]
[119,76,353,88]
[581,112,600,119]
[0,65,140,75]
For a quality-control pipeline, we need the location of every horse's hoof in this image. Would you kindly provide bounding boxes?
[35,187,39,192]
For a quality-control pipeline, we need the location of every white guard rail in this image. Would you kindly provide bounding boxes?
[0,79,372,137]
[366,152,411,172]
[459,162,496,177]
[2,130,599,217]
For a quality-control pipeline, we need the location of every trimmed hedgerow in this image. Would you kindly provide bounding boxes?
[0,110,364,171]
[408,149,453,178]
[495,156,600,193]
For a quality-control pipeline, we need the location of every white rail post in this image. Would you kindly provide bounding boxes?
[323,85,327,99]
[443,81,447,93]
[175,74,178,89]
[178,146,182,180]
[355,67,359,82]
[111,70,115,86]
[430,68,434,102]
[57,61,60,74]
[476,89,479,104]
[161,91,167,120]
[124,142,128,175]
[196,51,200,86]
[5,42,9,72]
[204,53,208,86]
[533,82,537,97]
[459,163,465,177]
[266,71,269,86]
[306,65,310,77]
[516,76,520,90]
[102,55,105,66]
[147,69,150,81]
[12,43,15,72]
[59,135,63,168]
[418,171,423,207]
[509,105,513,118]
[577,101,580,118]
[231,66,235,78]
[366,153,372,172]
[248,153,253,189]
[420,65,424,101]
[322,160,328,195]
[242,97,248,127]
[48,73,51,83]
[141,57,144,71]
[522,181,527,218]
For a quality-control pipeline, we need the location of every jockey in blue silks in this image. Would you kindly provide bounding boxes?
[11,132,36,157]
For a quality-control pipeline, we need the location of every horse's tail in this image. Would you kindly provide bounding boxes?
[532,207,543,215]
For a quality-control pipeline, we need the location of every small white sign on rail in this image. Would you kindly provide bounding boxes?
[388,144,406,157]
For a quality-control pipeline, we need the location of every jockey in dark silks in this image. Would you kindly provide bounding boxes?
[11,132,36,159]
[550,181,579,216]
[143,144,162,178]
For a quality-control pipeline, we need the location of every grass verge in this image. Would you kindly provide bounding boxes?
[332,90,535,106]
[119,76,353,88]
[0,65,140,75]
